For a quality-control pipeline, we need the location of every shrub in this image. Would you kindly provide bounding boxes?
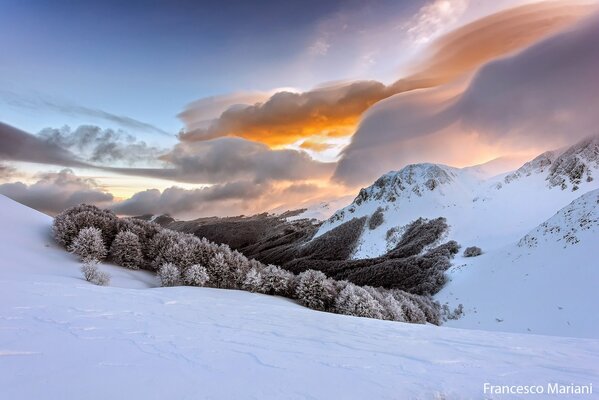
[158,262,181,287]
[183,264,209,286]
[442,303,464,321]
[296,270,335,311]
[368,207,385,230]
[463,246,482,257]
[110,231,143,269]
[80,260,110,286]
[69,227,107,262]
[335,283,384,319]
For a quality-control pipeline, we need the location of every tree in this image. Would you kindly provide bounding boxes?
[69,227,107,262]
[243,267,263,292]
[158,263,181,287]
[368,207,385,230]
[334,283,384,319]
[80,260,110,286]
[184,264,209,286]
[261,264,294,296]
[53,204,118,248]
[205,252,232,288]
[295,270,335,311]
[110,231,143,269]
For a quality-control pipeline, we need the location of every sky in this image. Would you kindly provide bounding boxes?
[1,0,598,217]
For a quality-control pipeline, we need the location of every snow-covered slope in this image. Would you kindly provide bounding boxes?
[317,136,599,259]
[2,195,599,399]
[437,189,599,338]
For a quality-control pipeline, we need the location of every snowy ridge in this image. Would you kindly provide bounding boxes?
[1,195,599,398]
[519,189,599,248]
[318,136,599,259]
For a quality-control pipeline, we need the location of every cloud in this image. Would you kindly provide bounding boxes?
[157,137,335,183]
[180,1,589,151]
[178,91,274,133]
[403,1,595,86]
[180,81,393,147]
[38,125,167,166]
[0,169,114,215]
[111,181,269,217]
[334,11,599,185]
[0,90,172,137]
[0,122,89,168]
[0,163,19,180]
[308,38,331,56]
[405,0,469,45]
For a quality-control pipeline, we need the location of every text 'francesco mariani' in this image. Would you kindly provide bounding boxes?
[483,383,593,396]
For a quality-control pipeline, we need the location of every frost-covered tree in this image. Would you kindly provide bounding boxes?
[183,264,209,286]
[335,283,384,319]
[243,267,263,292]
[205,252,231,288]
[53,204,118,248]
[261,264,294,296]
[295,270,335,311]
[69,227,107,262]
[110,231,143,269]
[158,262,181,287]
[117,217,162,260]
[80,260,110,286]
[390,289,427,324]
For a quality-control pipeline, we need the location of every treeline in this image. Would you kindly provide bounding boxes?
[53,204,444,325]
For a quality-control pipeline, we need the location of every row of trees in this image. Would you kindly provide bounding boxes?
[53,204,443,324]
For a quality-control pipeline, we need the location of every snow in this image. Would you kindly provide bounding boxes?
[2,195,599,398]
[437,189,599,338]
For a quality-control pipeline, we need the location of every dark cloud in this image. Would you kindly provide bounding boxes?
[38,125,167,165]
[162,137,334,183]
[112,181,269,217]
[0,169,113,215]
[0,122,89,168]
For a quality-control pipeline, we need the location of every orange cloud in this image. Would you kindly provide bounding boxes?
[299,138,337,152]
[178,1,592,151]
[402,1,595,86]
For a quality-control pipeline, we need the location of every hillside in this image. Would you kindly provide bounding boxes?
[2,195,599,398]
[437,189,599,338]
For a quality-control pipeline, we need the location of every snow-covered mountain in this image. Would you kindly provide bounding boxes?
[315,137,599,337]
[1,194,599,398]
[317,136,599,259]
[437,189,599,338]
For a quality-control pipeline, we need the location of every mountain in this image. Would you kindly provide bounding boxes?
[437,189,599,338]
[315,136,599,337]
[317,136,599,259]
[2,194,599,398]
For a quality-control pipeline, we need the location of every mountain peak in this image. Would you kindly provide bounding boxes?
[354,163,456,206]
